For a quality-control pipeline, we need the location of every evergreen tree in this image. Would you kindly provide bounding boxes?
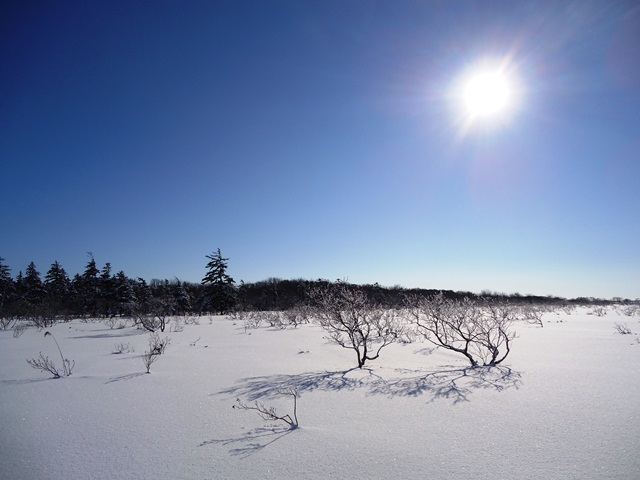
[98,262,117,317]
[172,279,193,315]
[201,249,236,314]
[112,270,134,316]
[44,261,71,318]
[0,258,15,319]
[131,277,151,318]
[22,262,45,318]
[78,255,100,317]
[44,261,70,296]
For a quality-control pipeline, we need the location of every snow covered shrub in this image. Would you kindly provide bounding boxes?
[112,342,134,354]
[405,293,516,367]
[104,316,120,329]
[620,305,639,317]
[233,387,299,429]
[170,317,184,332]
[282,305,312,328]
[132,313,162,332]
[309,281,402,369]
[12,322,28,338]
[588,306,608,317]
[241,311,262,331]
[27,331,74,377]
[148,332,170,355]
[614,323,632,335]
[0,316,17,330]
[255,310,285,328]
[520,304,545,328]
[182,315,200,325]
[141,349,159,373]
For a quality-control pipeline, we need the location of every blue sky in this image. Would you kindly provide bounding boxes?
[2,1,639,299]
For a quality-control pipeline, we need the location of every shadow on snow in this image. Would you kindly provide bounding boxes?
[216,365,522,405]
[198,424,295,458]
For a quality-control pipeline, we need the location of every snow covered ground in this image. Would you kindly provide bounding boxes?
[1,308,639,479]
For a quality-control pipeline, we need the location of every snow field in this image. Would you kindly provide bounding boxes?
[1,309,639,479]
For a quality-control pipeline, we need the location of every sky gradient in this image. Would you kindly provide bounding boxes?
[2,1,639,299]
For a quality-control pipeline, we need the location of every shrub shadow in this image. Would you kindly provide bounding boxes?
[369,365,522,404]
[71,330,143,340]
[216,368,380,401]
[105,372,147,384]
[198,424,294,458]
[217,365,521,404]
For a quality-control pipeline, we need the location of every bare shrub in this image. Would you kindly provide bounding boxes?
[520,305,545,328]
[27,352,65,378]
[27,331,75,378]
[588,306,608,317]
[104,316,120,329]
[103,316,127,329]
[261,311,285,329]
[30,315,57,330]
[614,323,632,335]
[136,314,162,332]
[13,322,29,338]
[182,315,200,325]
[148,332,170,355]
[141,350,159,373]
[282,305,312,328]
[170,317,184,332]
[240,311,262,331]
[620,305,639,317]
[405,293,516,367]
[233,387,299,429]
[112,342,134,354]
[0,316,18,330]
[309,281,402,368]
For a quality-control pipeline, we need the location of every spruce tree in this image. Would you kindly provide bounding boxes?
[98,262,117,317]
[201,249,236,314]
[23,262,45,318]
[44,261,71,318]
[112,270,134,316]
[0,258,15,319]
[79,255,100,317]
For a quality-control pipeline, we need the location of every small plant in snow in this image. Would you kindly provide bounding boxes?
[27,353,67,378]
[233,387,299,429]
[104,316,124,329]
[141,332,170,373]
[587,306,608,317]
[27,331,74,377]
[614,323,632,335]
[13,322,28,338]
[170,317,185,332]
[112,342,134,354]
[141,350,159,373]
[520,305,545,328]
[148,332,170,355]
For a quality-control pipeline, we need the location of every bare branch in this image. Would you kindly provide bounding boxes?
[233,388,299,429]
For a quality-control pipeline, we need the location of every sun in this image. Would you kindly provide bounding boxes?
[463,71,512,118]
[449,58,521,137]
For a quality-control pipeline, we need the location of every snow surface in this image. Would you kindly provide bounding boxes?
[1,309,639,479]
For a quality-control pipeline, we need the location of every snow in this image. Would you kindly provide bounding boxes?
[1,309,639,479]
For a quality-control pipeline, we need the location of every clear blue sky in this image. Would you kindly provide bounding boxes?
[2,1,639,299]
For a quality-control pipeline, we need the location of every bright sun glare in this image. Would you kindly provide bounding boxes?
[451,59,521,137]
[463,71,512,117]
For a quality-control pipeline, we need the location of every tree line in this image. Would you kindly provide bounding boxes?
[0,250,630,326]
[0,250,236,324]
